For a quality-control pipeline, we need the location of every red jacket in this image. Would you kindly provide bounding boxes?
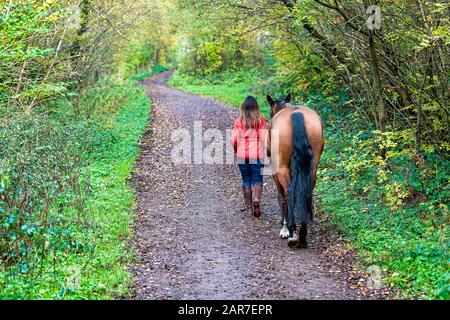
[230,117,267,160]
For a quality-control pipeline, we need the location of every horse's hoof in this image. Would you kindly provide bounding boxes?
[287,236,300,248]
[299,241,308,249]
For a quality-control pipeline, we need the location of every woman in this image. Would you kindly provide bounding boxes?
[230,96,267,217]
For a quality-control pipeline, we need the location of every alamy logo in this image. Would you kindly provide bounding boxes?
[367,5,382,30]
[367,265,383,289]
[170,121,279,176]
[66,6,81,30]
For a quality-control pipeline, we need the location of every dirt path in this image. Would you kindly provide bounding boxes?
[130,71,366,300]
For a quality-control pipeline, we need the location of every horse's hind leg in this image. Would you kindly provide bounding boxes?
[274,175,289,238]
[278,189,290,239]
[277,169,295,238]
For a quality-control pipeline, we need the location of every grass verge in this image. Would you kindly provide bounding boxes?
[1,76,150,299]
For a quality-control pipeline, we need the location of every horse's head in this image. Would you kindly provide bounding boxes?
[267,94,291,118]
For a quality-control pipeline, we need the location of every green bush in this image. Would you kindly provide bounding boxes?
[0,77,151,299]
[310,94,449,300]
[0,0,168,299]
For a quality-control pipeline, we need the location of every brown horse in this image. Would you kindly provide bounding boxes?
[266,94,324,248]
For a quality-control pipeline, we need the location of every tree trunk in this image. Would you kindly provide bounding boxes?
[71,0,91,88]
[368,30,387,133]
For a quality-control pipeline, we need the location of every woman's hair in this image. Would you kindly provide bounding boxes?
[240,96,261,129]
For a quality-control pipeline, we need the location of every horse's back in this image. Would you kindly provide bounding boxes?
[270,106,324,169]
[271,106,323,143]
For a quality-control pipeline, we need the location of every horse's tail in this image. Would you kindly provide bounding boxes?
[288,112,314,229]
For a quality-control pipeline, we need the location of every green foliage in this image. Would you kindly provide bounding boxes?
[0,77,150,299]
[0,0,170,299]
[0,110,85,270]
[116,42,156,79]
[172,2,266,76]
[311,94,449,300]
[260,38,337,99]
[0,0,71,105]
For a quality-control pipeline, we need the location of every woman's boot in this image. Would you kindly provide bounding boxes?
[252,183,263,218]
[241,186,253,213]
